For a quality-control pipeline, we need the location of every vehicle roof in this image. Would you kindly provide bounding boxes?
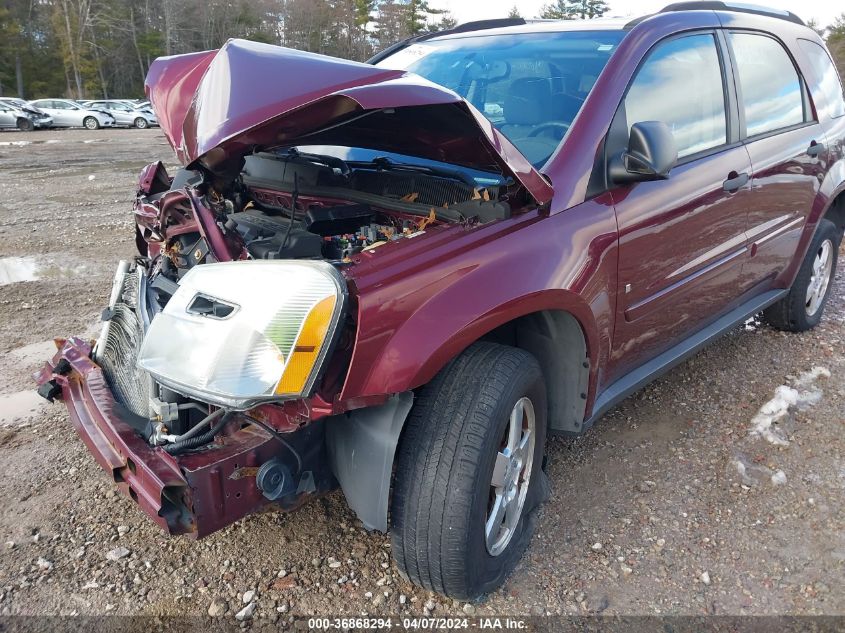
[423,4,813,43]
[427,17,631,41]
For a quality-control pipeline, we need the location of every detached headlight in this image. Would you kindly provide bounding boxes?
[137,261,346,409]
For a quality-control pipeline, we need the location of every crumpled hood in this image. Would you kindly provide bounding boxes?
[145,39,552,205]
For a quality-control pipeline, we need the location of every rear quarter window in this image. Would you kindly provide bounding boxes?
[797,39,845,119]
[728,32,806,137]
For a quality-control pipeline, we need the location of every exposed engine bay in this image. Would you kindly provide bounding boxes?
[101,147,518,455]
[139,149,513,288]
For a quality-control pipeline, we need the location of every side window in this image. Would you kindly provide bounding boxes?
[624,33,727,159]
[729,33,805,136]
[797,39,845,119]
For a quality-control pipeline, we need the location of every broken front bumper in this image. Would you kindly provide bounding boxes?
[35,337,294,538]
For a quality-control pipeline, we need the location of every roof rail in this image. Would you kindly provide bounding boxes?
[659,2,805,26]
[367,17,526,65]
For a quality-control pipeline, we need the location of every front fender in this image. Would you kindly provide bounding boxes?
[340,194,619,409]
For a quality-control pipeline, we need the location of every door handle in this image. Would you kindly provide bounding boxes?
[806,141,825,157]
[723,172,749,193]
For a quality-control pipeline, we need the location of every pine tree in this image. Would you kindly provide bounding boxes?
[828,14,845,77]
[540,0,609,20]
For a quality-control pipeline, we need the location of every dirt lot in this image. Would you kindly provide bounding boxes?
[0,127,843,621]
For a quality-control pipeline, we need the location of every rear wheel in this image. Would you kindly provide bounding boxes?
[390,342,548,599]
[83,116,99,130]
[764,219,840,331]
[16,118,34,132]
[134,117,149,129]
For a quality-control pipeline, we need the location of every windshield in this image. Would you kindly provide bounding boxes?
[376,30,624,165]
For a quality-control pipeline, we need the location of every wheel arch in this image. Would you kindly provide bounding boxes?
[780,172,845,289]
[821,186,845,235]
[391,290,600,437]
[478,309,590,435]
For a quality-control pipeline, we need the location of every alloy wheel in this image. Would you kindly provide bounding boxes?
[486,396,535,556]
[805,239,834,316]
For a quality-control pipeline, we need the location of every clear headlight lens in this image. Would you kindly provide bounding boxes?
[137,260,346,409]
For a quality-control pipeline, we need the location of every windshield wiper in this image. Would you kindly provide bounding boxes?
[275,147,351,177]
[349,156,484,188]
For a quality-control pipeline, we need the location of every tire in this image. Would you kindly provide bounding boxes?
[764,219,840,332]
[83,116,99,130]
[134,117,149,129]
[391,342,549,599]
[16,118,34,132]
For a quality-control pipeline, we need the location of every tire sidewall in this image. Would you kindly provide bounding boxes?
[463,361,547,594]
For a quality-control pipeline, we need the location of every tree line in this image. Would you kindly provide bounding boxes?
[0,0,456,99]
[1,0,843,101]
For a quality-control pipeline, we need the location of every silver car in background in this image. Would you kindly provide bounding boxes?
[27,99,115,130]
[84,100,157,128]
[0,98,53,131]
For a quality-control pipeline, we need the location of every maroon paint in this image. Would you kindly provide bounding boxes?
[38,9,845,538]
[145,39,553,205]
[35,338,315,538]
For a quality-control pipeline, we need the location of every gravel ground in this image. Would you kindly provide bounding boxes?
[0,128,843,621]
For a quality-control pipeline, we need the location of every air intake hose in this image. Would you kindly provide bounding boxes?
[164,411,233,455]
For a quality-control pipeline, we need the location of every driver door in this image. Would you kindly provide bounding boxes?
[606,31,753,382]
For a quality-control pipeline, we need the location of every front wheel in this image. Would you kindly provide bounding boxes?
[390,342,548,599]
[764,219,840,332]
[134,117,149,129]
[16,118,34,132]
[83,116,99,130]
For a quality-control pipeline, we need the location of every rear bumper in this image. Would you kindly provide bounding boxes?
[35,337,299,538]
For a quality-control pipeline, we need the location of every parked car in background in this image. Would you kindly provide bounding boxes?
[0,98,53,131]
[85,100,157,128]
[27,99,115,129]
[36,2,845,600]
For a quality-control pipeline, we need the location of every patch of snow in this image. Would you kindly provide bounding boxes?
[732,452,774,486]
[749,366,829,445]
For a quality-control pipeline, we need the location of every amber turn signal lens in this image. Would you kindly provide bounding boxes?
[275,295,337,396]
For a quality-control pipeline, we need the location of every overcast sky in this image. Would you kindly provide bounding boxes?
[428,1,843,30]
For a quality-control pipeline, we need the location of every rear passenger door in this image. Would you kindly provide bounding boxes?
[30,100,59,124]
[607,32,754,381]
[45,101,73,127]
[0,104,15,128]
[726,31,828,288]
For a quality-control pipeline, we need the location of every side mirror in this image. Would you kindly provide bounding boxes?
[609,121,678,185]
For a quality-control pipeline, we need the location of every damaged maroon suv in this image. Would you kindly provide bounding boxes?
[36,2,845,599]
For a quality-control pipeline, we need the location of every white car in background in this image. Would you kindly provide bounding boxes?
[27,99,115,130]
[84,100,158,128]
[0,98,53,131]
